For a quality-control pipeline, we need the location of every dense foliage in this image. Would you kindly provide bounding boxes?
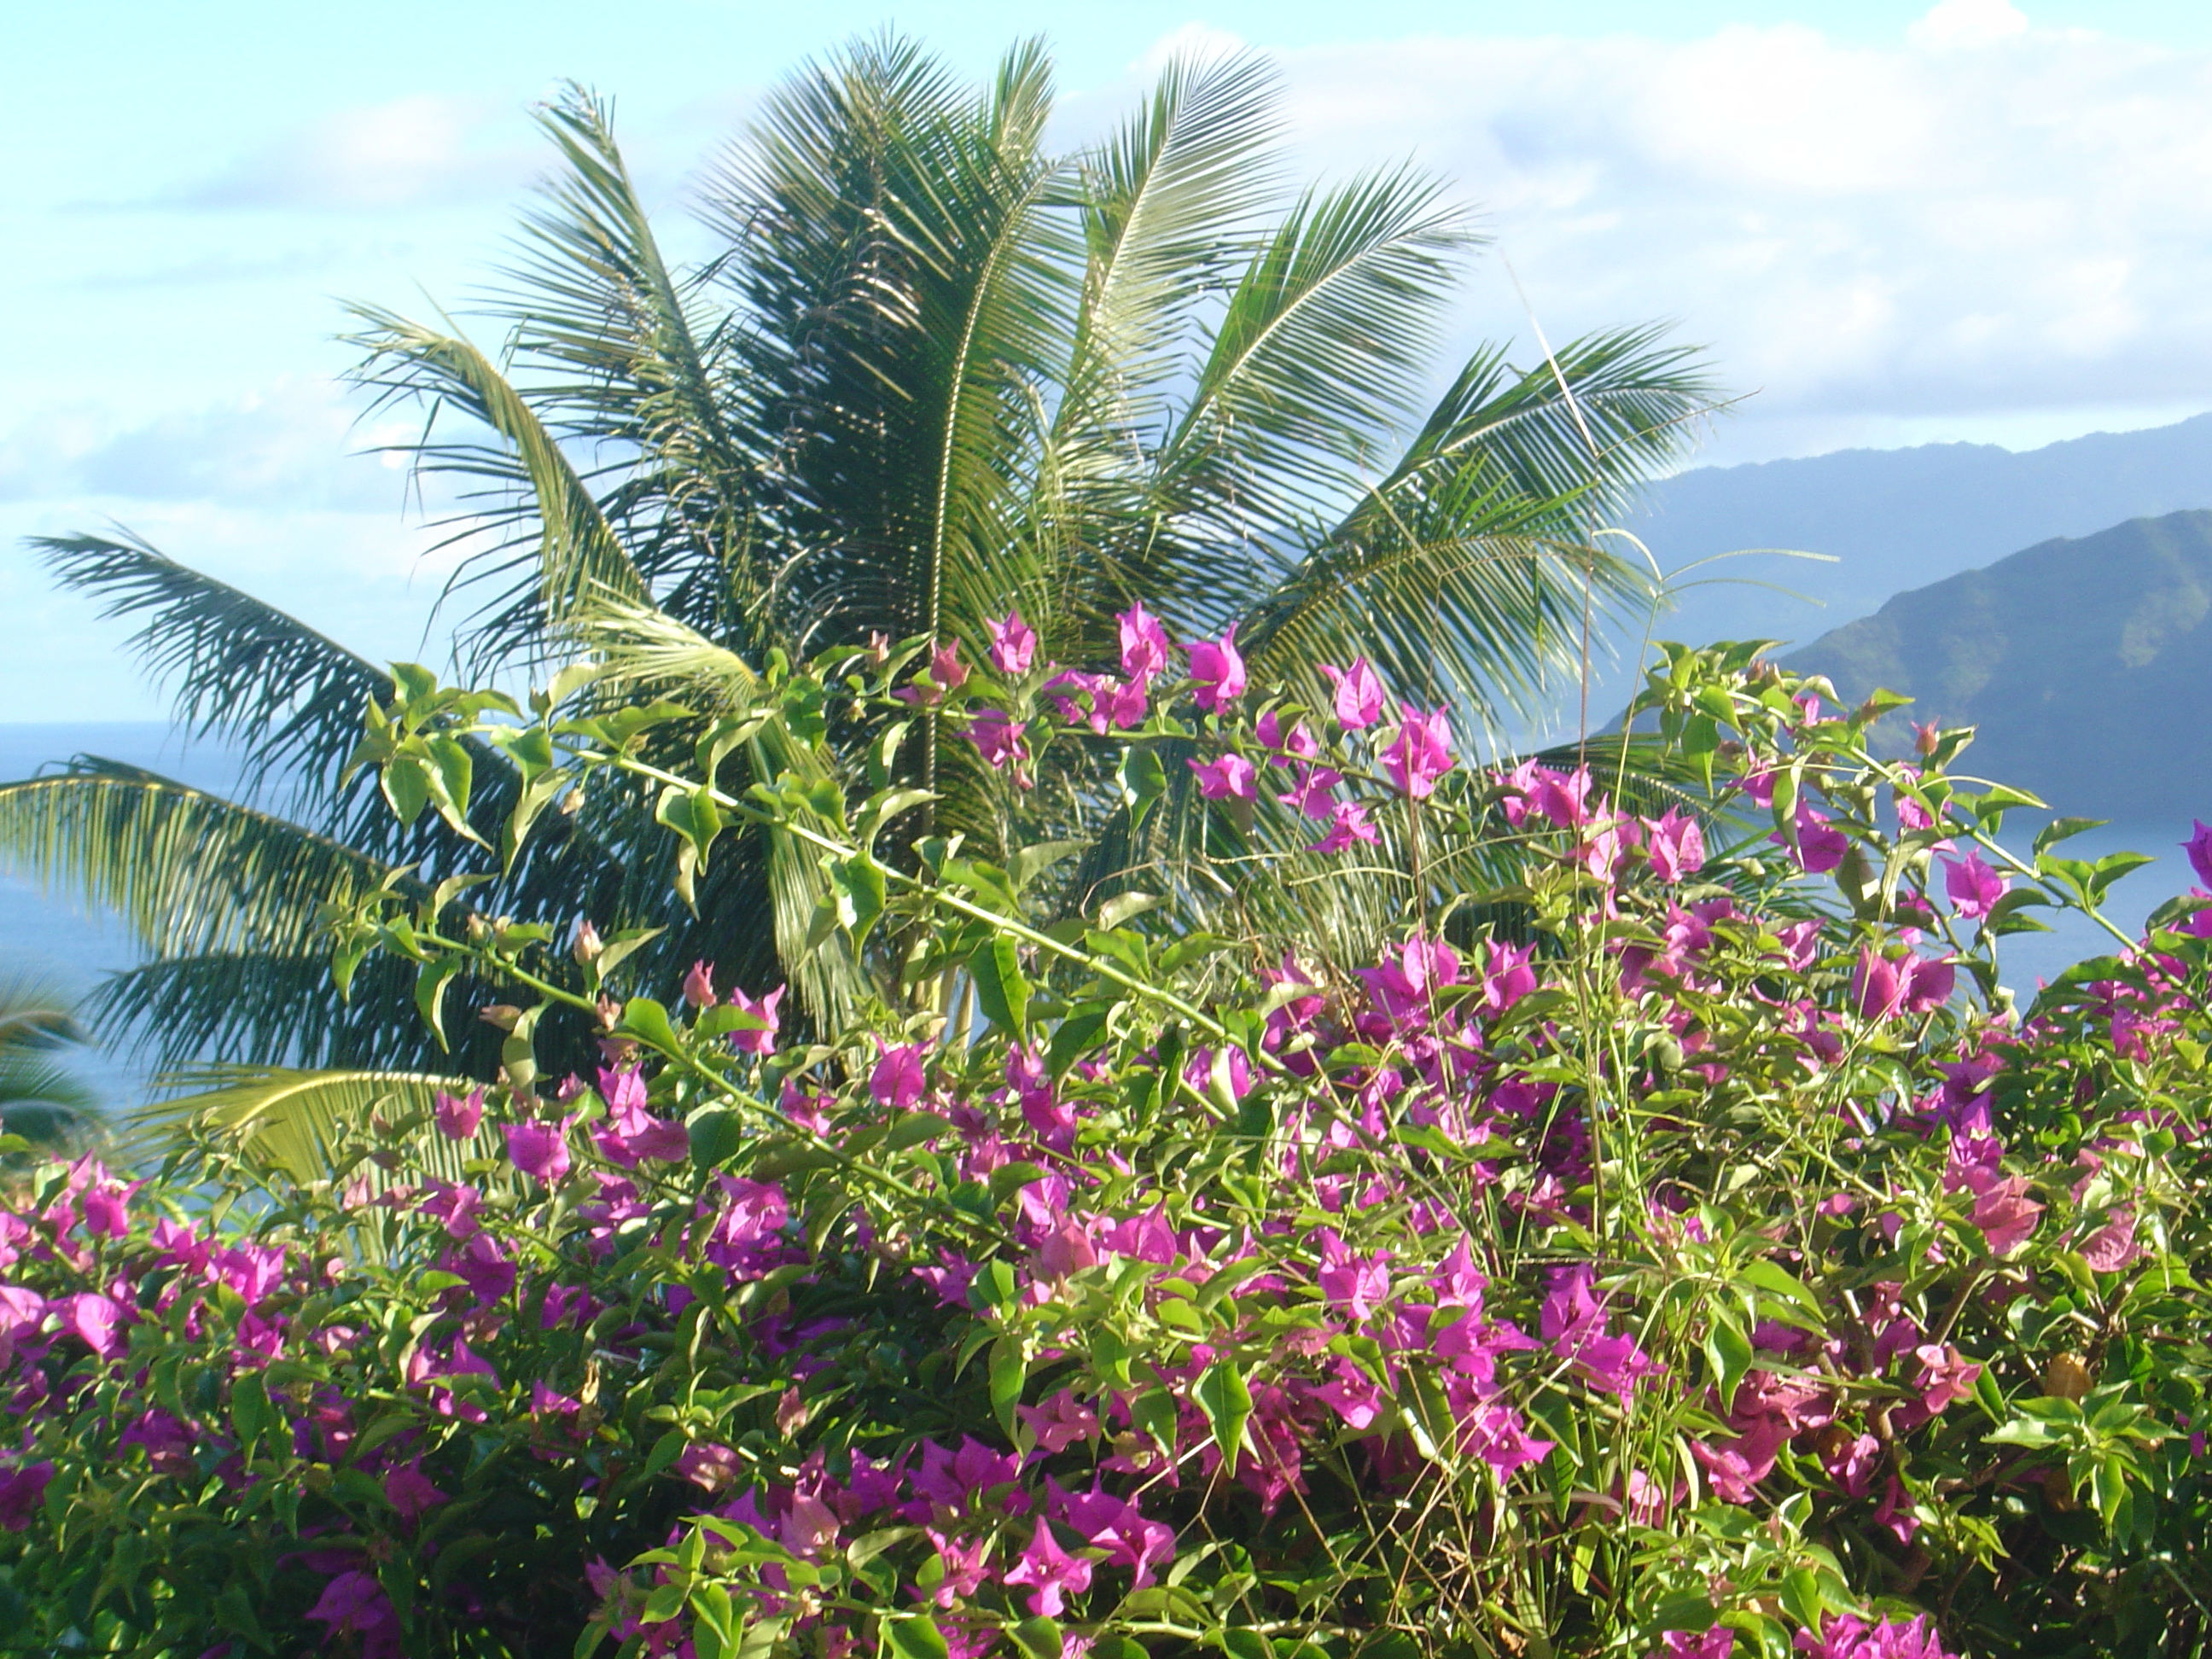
[4,625,2210,1659]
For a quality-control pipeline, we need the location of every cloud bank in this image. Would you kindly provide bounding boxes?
[1245,0,2212,456]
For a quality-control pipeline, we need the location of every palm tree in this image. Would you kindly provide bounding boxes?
[0,35,1712,1156]
[0,977,102,1160]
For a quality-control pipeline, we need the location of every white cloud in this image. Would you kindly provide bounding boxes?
[0,379,428,518]
[1909,0,2030,49]
[1239,6,2212,458]
[173,94,537,212]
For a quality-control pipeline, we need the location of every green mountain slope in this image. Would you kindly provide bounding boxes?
[1787,509,2212,818]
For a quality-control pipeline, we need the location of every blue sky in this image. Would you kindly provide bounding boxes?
[10,0,2212,721]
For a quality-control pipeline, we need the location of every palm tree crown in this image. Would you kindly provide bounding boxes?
[1,35,1713,1149]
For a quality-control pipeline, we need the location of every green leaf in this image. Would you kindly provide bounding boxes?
[1010,1617,1065,1659]
[1194,1357,1253,1465]
[1705,1315,1754,1417]
[689,1109,745,1172]
[2034,815,2107,855]
[882,1615,951,1659]
[230,1369,271,1455]
[413,956,461,1050]
[1095,891,1160,929]
[1046,1003,1113,1079]
[1117,746,1167,824]
[830,850,888,942]
[615,997,681,1052]
[970,936,1030,1039]
[989,1335,1027,1438]
[1780,1567,1823,1632]
[1010,840,1086,894]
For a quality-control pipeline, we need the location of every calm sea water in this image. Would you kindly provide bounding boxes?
[0,723,2197,1113]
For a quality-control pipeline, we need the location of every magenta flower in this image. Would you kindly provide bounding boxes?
[1772,804,1849,874]
[1528,765,1593,829]
[304,1570,402,1651]
[1481,940,1538,1014]
[1312,800,1380,854]
[66,1291,129,1359]
[1912,1342,1984,1415]
[384,1461,449,1522]
[987,611,1038,676]
[728,984,784,1057]
[2081,1208,2142,1272]
[1319,658,1384,729]
[1189,752,1256,800]
[1382,705,1455,799]
[1003,1521,1095,1616]
[674,1441,742,1493]
[1656,1630,1736,1659]
[932,641,969,692]
[1051,1481,1176,1587]
[871,1042,927,1110]
[1015,1388,1100,1453]
[922,1528,992,1607]
[1941,850,2008,919]
[1643,808,1706,882]
[1852,949,1955,1021]
[2187,820,2212,888]
[506,1117,574,1184]
[1316,1230,1393,1321]
[1187,625,1246,713]
[683,960,719,1009]
[1359,934,1459,1023]
[1257,707,1319,761]
[1311,1357,1388,1429]
[0,1462,54,1532]
[1966,1172,2043,1255]
[1541,1266,1660,1397]
[433,1088,484,1141]
[1461,1403,1555,1477]
[1277,764,1343,819]
[966,708,1029,777]
[1117,603,1171,680]
[1796,1614,1952,1659]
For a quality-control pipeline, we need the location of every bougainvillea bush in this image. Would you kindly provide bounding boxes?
[4,626,2212,1659]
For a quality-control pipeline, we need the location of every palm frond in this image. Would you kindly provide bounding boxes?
[34,530,388,807]
[0,768,400,961]
[498,84,772,639]
[133,1065,486,1190]
[346,303,651,664]
[1157,167,1479,553]
[1237,327,1718,736]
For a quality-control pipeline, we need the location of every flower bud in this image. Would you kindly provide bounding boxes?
[2043,1352,2093,1401]
[683,960,719,1010]
[572,920,604,965]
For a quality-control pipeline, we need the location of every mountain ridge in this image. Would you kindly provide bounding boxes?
[1785,509,2212,819]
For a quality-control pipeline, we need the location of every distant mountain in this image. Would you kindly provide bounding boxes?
[1787,510,2212,819]
[1560,411,2212,738]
